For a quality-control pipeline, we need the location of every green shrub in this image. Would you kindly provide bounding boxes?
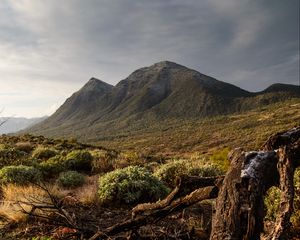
[32,146,57,160]
[37,155,65,177]
[264,186,280,221]
[0,165,42,184]
[209,147,230,171]
[0,148,27,168]
[154,160,223,187]
[64,150,93,171]
[292,168,300,230]
[57,171,85,188]
[98,166,169,205]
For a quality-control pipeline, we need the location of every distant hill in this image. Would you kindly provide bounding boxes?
[27,61,300,141]
[0,116,47,134]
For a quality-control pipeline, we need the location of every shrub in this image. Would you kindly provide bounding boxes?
[37,155,65,177]
[292,168,300,230]
[64,150,93,171]
[98,166,169,205]
[32,146,57,160]
[113,151,145,169]
[264,186,280,221]
[57,171,85,188]
[0,165,42,185]
[15,142,34,153]
[154,160,223,187]
[209,147,230,171]
[91,150,116,173]
[0,148,27,168]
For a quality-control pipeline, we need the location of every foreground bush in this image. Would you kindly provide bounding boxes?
[37,155,66,177]
[154,160,223,187]
[32,146,57,160]
[64,150,93,171]
[0,165,42,184]
[0,148,27,168]
[57,171,85,188]
[98,166,169,205]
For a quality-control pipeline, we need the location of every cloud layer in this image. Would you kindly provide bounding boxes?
[0,0,299,117]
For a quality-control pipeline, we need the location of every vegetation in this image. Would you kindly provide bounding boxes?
[94,99,300,157]
[64,150,93,172]
[0,165,42,185]
[0,100,299,239]
[98,166,169,205]
[56,171,85,188]
[32,146,57,160]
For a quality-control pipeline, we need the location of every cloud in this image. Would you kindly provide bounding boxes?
[0,0,298,117]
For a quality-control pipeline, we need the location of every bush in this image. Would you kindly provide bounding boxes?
[0,148,27,168]
[57,171,85,188]
[209,147,230,171]
[64,150,93,171]
[98,166,169,205]
[264,186,280,221]
[292,168,300,230]
[113,151,145,169]
[37,155,65,177]
[91,150,116,173]
[0,165,42,184]
[154,160,223,187]
[32,147,57,160]
[15,142,34,153]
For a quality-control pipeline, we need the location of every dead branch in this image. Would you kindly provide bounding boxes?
[90,185,219,239]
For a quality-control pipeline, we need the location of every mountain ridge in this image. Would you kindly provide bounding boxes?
[27,61,300,141]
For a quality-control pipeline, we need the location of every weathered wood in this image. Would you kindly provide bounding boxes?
[132,175,224,217]
[90,185,219,239]
[211,126,300,240]
[268,146,295,239]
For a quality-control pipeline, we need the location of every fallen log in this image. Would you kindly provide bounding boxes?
[89,185,219,239]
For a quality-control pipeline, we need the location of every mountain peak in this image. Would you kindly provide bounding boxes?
[82,77,113,92]
[151,61,185,69]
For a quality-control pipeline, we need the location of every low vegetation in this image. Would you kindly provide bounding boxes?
[0,165,42,185]
[0,100,299,239]
[56,171,85,188]
[98,166,169,205]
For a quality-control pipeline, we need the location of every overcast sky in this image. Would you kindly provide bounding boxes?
[0,0,299,117]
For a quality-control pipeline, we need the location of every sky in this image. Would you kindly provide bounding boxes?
[0,0,299,118]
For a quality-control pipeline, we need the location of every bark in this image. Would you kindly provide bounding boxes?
[211,127,300,240]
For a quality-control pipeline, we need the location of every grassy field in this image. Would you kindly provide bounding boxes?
[94,98,300,158]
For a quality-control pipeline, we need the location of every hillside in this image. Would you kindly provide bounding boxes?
[27,61,300,141]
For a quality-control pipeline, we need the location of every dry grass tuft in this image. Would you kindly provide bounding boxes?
[75,175,99,205]
[0,184,62,223]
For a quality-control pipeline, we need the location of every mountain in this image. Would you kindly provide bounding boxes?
[27,61,300,141]
[0,116,47,134]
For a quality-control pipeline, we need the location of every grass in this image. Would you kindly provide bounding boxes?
[93,99,300,158]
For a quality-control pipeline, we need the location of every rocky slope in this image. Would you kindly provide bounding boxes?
[27,61,300,141]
